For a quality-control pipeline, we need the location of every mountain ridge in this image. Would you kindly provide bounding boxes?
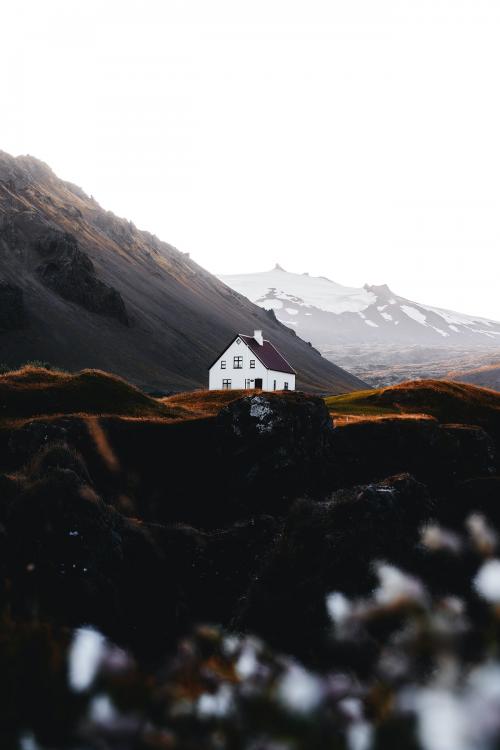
[220,265,500,349]
[0,151,364,393]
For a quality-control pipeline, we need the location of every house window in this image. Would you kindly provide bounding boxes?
[245,379,252,389]
[250,360,255,368]
[221,360,226,369]
[233,356,243,369]
[273,380,277,390]
[284,382,289,390]
[222,379,232,389]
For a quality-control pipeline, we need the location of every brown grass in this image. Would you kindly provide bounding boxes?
[326,379,500,432]
[161,389,262,418]
[332,413,436,427]
[0,366,192,427]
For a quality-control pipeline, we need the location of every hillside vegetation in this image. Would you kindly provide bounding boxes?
[327,378,500,436]
[0,366,190,426]
[163,388,266,417]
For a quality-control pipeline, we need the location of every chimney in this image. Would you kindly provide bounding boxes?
[254,329,263,345]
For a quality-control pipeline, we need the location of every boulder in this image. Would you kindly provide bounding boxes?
[216,391,335,507]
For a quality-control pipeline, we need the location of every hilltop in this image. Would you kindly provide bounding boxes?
[0,366,190,427]
[327,377,500,425]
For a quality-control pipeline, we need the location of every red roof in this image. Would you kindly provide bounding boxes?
[239,334,296,375]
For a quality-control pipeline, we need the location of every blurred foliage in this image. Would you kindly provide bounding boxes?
[4,511,500,749]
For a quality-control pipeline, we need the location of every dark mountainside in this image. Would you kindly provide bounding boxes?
[3,371,500,746]
[0,150,365,394]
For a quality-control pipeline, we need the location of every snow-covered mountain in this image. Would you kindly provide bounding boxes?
[219,265,500,349]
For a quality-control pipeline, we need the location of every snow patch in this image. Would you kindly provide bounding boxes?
[432,327,449,337]
[261,298,283,310]
[401,305,428,326]
[220,268,375,315]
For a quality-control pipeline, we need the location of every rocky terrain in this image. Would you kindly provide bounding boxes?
[0,151,363,394]
[328,344,500,389]
[3,368,500,747]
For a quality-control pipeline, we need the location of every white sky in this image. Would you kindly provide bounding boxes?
[2,1,499,319]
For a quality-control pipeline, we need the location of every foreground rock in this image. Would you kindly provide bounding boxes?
[216,391,335,508]
[237,473,431,658]
[331,417,497,490]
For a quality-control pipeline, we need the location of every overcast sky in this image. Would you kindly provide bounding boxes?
[2,1,499,319]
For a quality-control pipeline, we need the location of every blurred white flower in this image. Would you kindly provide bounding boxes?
[415,688,468,750]
[421,524,461,554]
[278,662,323,714]
[236,641,259,679]
[347,720,373,750]
[89,694,116,725]
[474,559,500,603]
[69,627,105,692]
[466,514,497,556]
[326,591,351,625]
[375,563,426,606]
[197,684,233,717]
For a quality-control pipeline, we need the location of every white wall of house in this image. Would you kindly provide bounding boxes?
[209,337,296,391]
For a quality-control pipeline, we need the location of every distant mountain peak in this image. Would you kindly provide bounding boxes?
[364,283,393,296]
[219,267,500,350]
[273,263,286,271]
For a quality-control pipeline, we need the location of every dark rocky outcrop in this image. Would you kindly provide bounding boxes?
[2,386,500,666]
[236,473,431,658]
[330,417,497,490]
[216,391,335,507]
[35,231,129,325]
[0,282,26,331]
[2,448,182,649]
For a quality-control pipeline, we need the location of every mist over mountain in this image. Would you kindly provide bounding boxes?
[0,152,364,394]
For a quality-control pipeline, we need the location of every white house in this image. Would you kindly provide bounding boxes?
[208,330,296,391]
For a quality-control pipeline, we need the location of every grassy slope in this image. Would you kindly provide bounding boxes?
[0,366,191,427]
[6,368,500,437]
[326,379,500,432]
